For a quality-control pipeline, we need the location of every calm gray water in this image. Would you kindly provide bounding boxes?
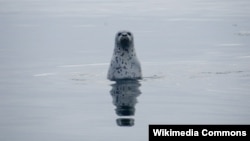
[1,0,250,140]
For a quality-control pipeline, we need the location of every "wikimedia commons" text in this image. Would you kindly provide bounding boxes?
[149,125,249,139]
[152,128,247,136]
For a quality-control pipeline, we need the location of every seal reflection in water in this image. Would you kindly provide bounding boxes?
[110,80,141,126]
[108,31,142,126]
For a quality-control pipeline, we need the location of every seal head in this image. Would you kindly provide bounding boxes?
[116,31,133,50]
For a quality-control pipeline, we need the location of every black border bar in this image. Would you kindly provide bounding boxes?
[149,125,250,139]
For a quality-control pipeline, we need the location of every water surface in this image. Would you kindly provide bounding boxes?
[0,0,250,140]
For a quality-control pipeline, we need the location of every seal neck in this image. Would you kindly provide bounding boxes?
[114,44,136,57]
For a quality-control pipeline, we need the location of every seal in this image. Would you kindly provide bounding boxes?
[107,30,142,81]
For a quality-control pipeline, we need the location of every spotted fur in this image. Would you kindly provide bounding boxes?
[107,30,142,81]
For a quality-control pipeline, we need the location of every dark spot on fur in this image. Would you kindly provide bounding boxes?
[116,57,118,63]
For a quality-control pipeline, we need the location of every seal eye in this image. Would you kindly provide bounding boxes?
[118,32,122,36]
[127,32,131,36]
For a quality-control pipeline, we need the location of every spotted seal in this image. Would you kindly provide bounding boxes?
[107,30,142,81]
